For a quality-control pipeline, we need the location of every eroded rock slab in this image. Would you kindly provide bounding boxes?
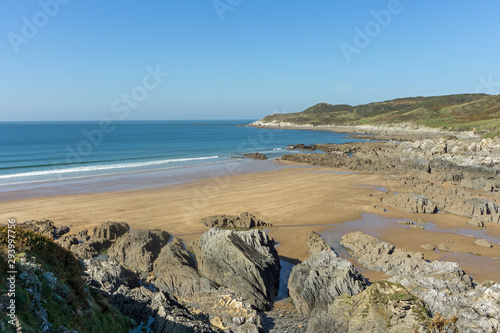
[154,237,217,296]
[382,192,437,214]
[196,228,280,311]
[287,251,367,315]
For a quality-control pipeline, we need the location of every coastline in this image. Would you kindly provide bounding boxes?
[2,162,499,283]
[247,121,479,141]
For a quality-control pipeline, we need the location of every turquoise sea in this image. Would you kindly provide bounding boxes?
[0,120,365,199]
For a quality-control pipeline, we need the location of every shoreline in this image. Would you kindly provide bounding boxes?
[2,162,499,284]
[247,121,480,141]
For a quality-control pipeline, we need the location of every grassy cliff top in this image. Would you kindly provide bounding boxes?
[258,94,500,137]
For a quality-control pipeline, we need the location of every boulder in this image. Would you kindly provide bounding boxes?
[108,229,171,272]
[474,239,493,248]
[92,221,129,241]
[154,237,217,296]
[437,243,452,252]
[382,192,437,214]
[196,228,280,311]
[200,212,271,229]
[308,281,431,333]
[421,244,435,251]
[306,230,333,254]
[287,251,367,315]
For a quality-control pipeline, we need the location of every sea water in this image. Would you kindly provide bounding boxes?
[0,120,364,199]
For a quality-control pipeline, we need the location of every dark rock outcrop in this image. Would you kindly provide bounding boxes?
[16,220,70,239]
[71,242,99,260]
[195,228,280,311]
[108,229,171,272]
[201,212,271,229]
[92,221,129,241]
[287,251,367,315]
[242,153,268,160]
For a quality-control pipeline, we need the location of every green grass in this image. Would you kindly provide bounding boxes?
[0,227,131,333]
[257,93,500,137]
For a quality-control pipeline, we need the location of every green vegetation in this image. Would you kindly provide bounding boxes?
[0,227,130,332]
[259,93,500,137]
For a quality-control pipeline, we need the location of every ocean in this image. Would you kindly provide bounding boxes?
[0,120,365,199]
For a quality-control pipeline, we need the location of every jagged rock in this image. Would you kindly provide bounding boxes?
[17,220,70,239]
[382,192,437,214]
[340,231,424,275]
[58,236,79,249]
[308,281,431,333]
[92,221,129,241]
[286,144,317,151]
[421,244,435,251]
[111,286,218,332]
[196,228,280,311]
[288,251,367,315]
[474,238,493,248]
[83,259,140,293]
[108,229,171,272]
[200,212,271,229]
[154,237,217,296]
[242,153,268,160]
[306,231,333,254]
[340,232,500,332]
[179,288,263,332]
[77,229,91,241]
[71,243,98,260]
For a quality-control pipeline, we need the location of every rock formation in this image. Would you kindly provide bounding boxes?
[381,192,438,214]
[201,212,271,229]
[306,230,333,254]
[92,221,129,241]
[108,229,171,272]
[195,228,280,311]
[308,281,431,333]
[153,237,217,296]
[287,251,367,315]
[341,231,500,332]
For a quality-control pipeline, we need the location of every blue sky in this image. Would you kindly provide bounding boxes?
[1,1,499,121]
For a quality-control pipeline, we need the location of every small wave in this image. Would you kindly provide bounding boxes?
[273,148,283,151]
[0,156,220,180]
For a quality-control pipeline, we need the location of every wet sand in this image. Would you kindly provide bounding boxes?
[1,163,499,283]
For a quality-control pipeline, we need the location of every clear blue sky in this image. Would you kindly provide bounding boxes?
[1,1,499,121]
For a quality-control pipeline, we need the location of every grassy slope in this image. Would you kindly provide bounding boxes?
[0,227,130,333]
[259,94,500,137]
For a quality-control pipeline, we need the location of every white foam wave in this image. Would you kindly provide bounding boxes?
[0,156,220,180]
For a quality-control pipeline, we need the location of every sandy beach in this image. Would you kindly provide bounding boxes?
[1,162,499,283]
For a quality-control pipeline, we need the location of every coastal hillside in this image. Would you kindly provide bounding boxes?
[253,94,500,137]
